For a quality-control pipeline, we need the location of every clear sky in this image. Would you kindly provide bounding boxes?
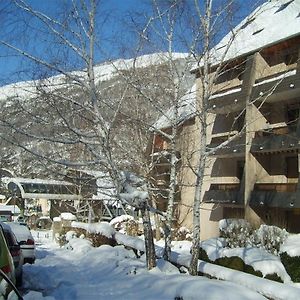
[0,0,262,86]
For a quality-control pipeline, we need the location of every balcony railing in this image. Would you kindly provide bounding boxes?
[251,131,299,154]
[251,183,299,208]
[250,190,300,208]
[208,86,243,113]
[208,68,300,113]
[203,189,243,205]
[252,69,300,102]
[207,136,245,157]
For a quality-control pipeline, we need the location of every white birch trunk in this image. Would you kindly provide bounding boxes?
[189,0,212,275]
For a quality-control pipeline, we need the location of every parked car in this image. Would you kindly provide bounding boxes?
[0,268,23,299]
[5,223,36,264]
[1,223,24,286]
[0,223,17,298]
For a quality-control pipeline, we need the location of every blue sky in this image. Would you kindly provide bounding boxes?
[0,0,262,86]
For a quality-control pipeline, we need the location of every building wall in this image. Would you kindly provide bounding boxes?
[151,37,300,239]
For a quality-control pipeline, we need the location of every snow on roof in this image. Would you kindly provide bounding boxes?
[192,0,300,71]
[0,52,188,102]
[2,177,74,186]
[0,205,21,213]
[152,83,197,130]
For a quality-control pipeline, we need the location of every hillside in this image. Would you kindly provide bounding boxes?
[0,52,193,180]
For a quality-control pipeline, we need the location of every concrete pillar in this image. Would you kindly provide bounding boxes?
[242,53,264,227]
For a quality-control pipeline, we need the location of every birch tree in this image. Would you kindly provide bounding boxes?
[122,0,197,261]
[138,0,266,274]
[0,0,160,269]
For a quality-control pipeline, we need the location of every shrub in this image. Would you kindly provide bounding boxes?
[173,227,192,241]
[264,273,283,283]
[56,226,76,247]
[125,220,140,236]
[251,225,288,255]
[219,219,288,255]
[280,252,300,282]
[215,256,245,272]
[86,232,116,247]
[214,256,263,278]
[198,247,211,262]
[219,219,253,248]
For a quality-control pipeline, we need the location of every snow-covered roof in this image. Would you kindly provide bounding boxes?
[152,83,197,130]
[2,177,81,201]
[2,177,74,186]
[0,205,21,214]
[192,0,300,71]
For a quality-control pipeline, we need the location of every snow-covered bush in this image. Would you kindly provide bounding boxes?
[173,227,192,241]
[110,215,134,230]
[251,225,288,255]
[219,219,253,248]
[280,234,300,282]
[71,221,117,247]
[125,219,140,236]
[219,219,288,254]
[280,252,300,282]
[109,215,141,236]
[87,232,116,247]
[56,226,75,247]
[65,230,77,241]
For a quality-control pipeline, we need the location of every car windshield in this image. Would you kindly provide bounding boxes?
[4,223,32,243]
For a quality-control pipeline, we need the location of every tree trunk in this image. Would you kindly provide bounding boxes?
[140,203,156,269]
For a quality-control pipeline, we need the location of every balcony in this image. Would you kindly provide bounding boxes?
[203,184,243,205]
[251,131,299,154]
[208,68,300,114]
[252,69,300,103]
[203,190,243,205]
[208,86,244,114]
[207,136,245,157]
[250,183,299,208]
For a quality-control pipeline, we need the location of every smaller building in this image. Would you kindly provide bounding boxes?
[0,205,21,221]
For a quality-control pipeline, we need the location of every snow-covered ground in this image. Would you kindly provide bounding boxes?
[22,230,267,300]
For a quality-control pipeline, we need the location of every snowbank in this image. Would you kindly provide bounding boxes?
[109,215,134,226]
[60,212,77,221]
[201,238,291,283]
[115,232,300,300]
[71,221,115,239]
[280,234,300,257]
[24,235,265,300]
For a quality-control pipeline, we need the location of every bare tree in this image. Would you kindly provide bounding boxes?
[121,0,198,261]
[0,0,160,269]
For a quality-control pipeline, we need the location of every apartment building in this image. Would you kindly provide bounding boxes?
[150,0,300,239]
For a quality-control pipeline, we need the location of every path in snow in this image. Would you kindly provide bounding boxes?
[21,232,267,300]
